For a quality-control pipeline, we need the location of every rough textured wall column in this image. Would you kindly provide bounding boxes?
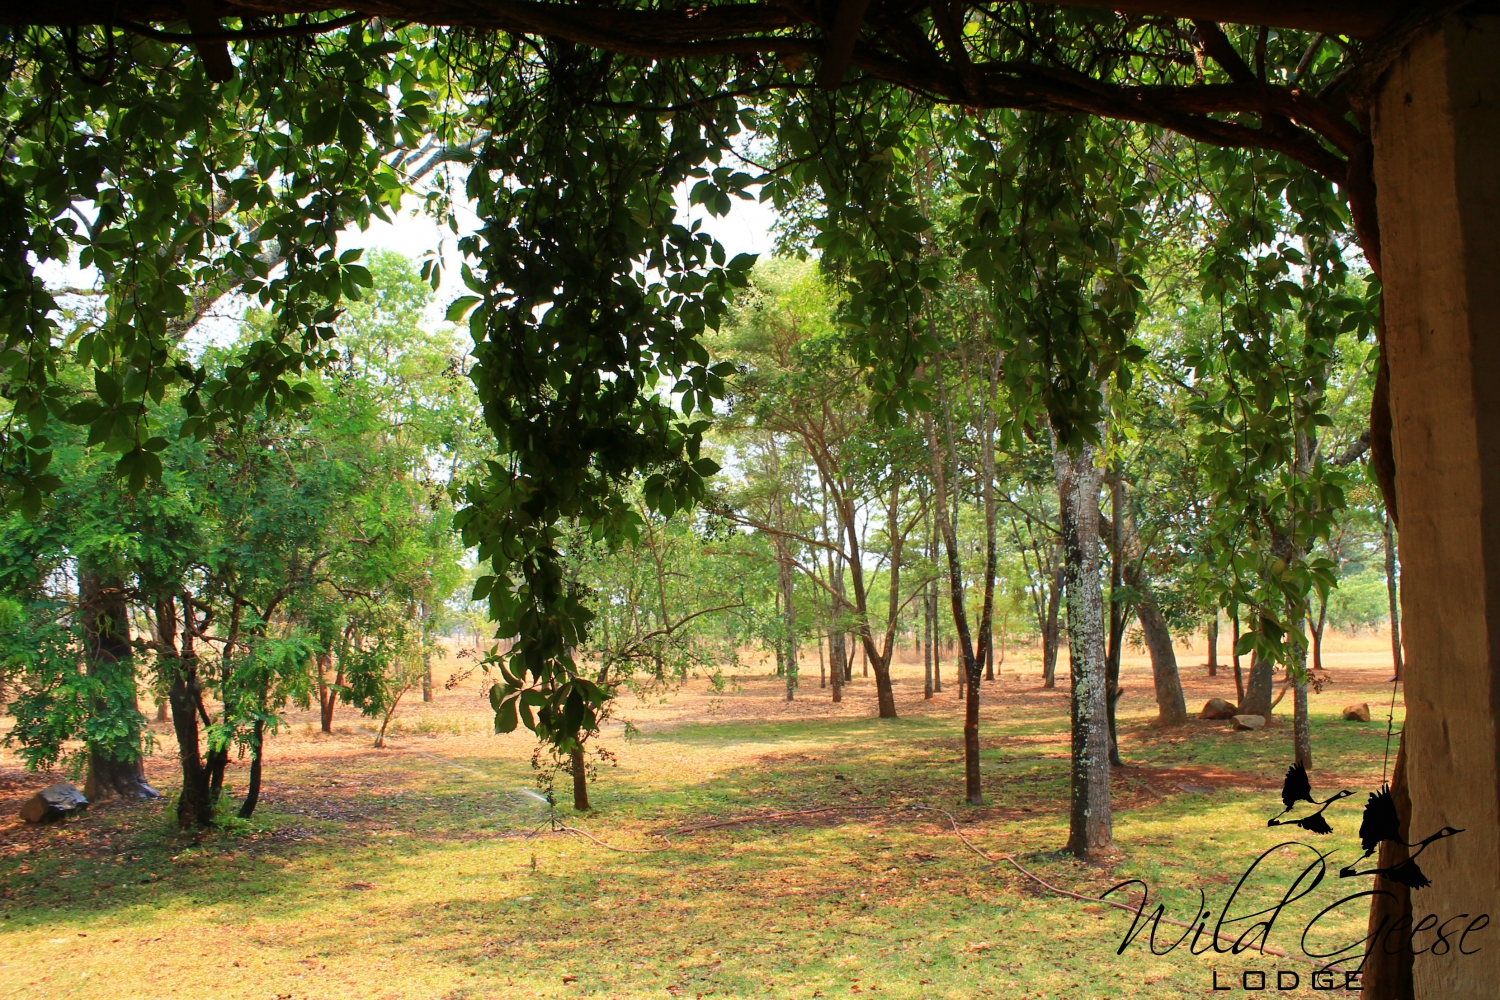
[1373,14,1500,998]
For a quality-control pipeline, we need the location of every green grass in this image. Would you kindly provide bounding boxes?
[0,663,1402,999]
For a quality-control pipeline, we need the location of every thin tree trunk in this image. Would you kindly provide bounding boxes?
[1312,595,1328,674]
[1106,473,1126,765]
[828,548,845,702]
[237,718,265,819]
[774,591,784,677]
[932,582,942,693]
[924,580,934,700]
[927,410,983,805]
[1384,513,1403,682]
[207,744,229,804]
[779,551,798,702]
[570,746,590,811]
[1207,613,1219,677]
[420,599,433,702]
[1041,568,1063,689]
[318,650,338,733]
[818,629,826,690]
[977,372,999,685]
[1231,608,1244,706]
[79,570,157,801]
[1054,432,1112,858]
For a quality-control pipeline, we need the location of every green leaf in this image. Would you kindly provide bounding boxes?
[445,296,481,323]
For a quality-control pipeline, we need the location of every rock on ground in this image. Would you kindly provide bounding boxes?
[1200,698,1238,720]
[1232,714,1266,730]
[1342,703,1372,722]
[19,782,89,823]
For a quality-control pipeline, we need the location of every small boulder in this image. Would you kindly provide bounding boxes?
[1232,714,1266,731]
[19,782,89,824]
[1342,703,1372,722]
[1200,698,1238,720]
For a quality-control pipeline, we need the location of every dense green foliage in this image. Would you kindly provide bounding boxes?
[1,251,475,804]
[0,14,1391,771]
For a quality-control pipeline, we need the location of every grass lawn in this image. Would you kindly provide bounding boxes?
[0,635,1404,998]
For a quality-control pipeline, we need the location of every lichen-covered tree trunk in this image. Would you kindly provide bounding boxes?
[1054,434,1112,859]
[80,570,158,802]
[1289,610,1313,770]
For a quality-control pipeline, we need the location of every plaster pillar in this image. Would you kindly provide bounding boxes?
[1373,13,1500,998]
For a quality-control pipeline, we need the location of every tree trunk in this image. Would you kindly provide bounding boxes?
[421,650,433,703]
[866,646,896,717]
[161,595,213,828]
[774,590,784,677]
[570,746,590,811]
[818,630,826,689]
[927,410,983,805]
[924,580,934,699]
[932,583,942,693]
[1207,613,1218,676]
[1041,568,1063,689]
[1106,474,1126,766]
[208,744,229,804]
[1135,599,1188,726]
[1292,676,1312,770]
[1383,513,1403,682]
[1108,494,1190,726]
[829,601,844,703]
[779,552,798,702]
[1312,595,1328,674]
[1231,608,1244,706]
[317,651,337,733]
[827,550,845,702]
[79,570,158,801]
[237,718,265,819]
[977,376,999,686]
[1241,619,1277,718]
[1054,432,1112,858]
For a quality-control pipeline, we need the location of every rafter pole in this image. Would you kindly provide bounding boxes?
[819,0,875,87]
[183,0,235,81]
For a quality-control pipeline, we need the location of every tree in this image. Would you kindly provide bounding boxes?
[721,261,927,719]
